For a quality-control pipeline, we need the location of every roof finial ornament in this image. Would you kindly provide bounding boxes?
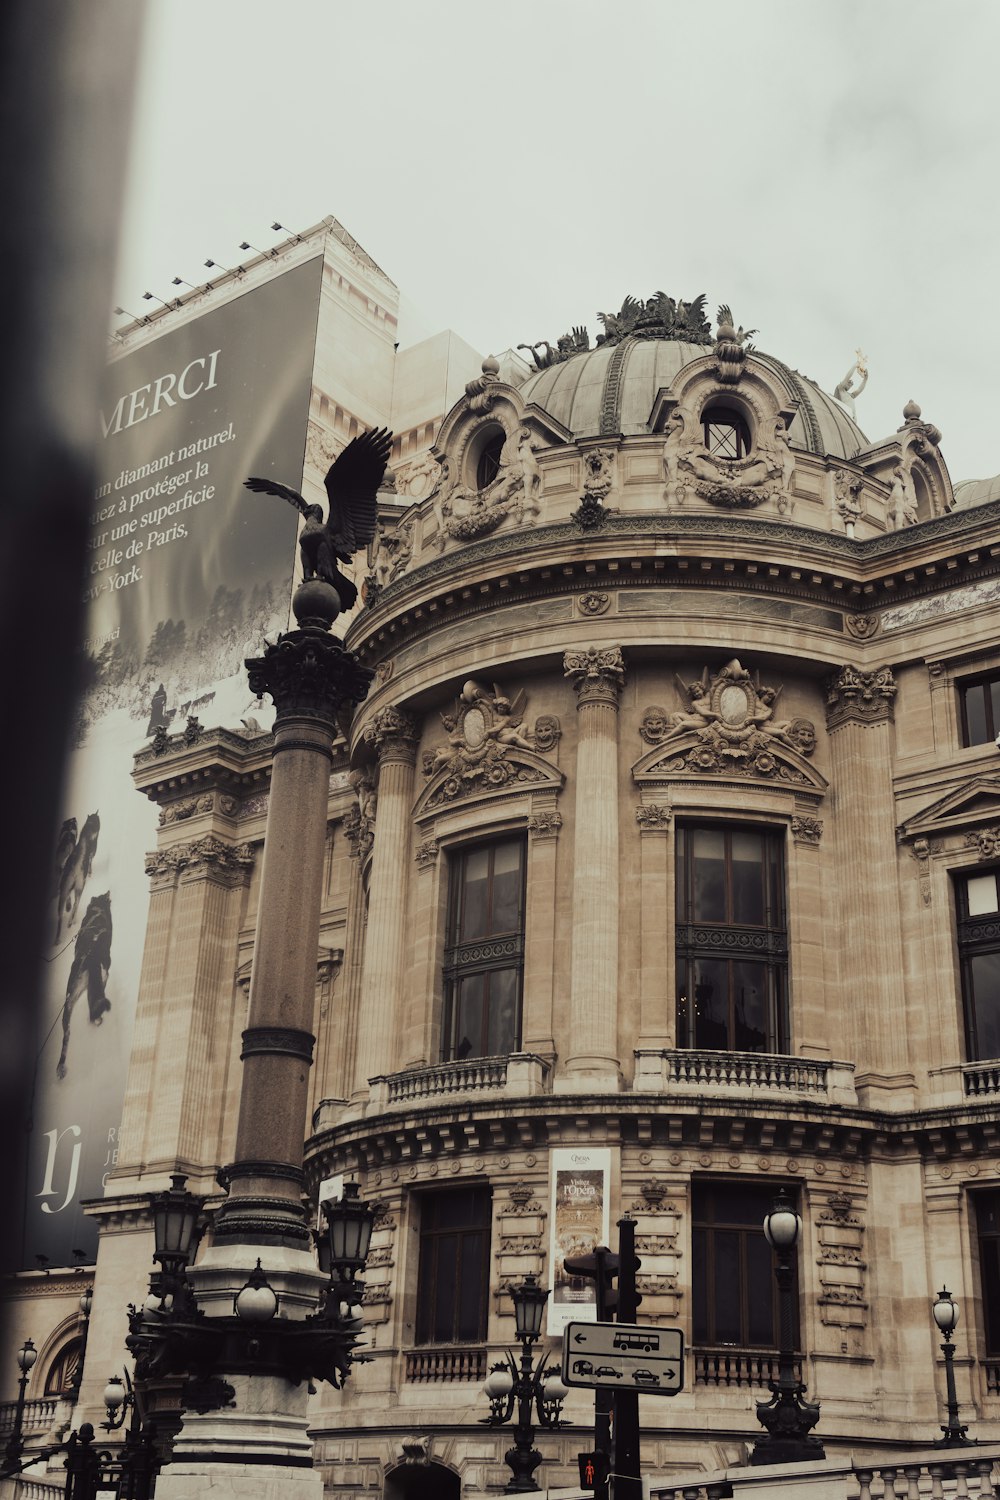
[833,349,868,418]
[714,304,756,383]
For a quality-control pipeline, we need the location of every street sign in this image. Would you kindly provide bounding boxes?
[561,1321,684,1396]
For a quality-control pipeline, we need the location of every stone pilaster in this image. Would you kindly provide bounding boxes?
[352,705,419,1104]
[521,805,562,1058]
[635,802,672,1051]
[824,664,912,1105]
[560,647,625,1089]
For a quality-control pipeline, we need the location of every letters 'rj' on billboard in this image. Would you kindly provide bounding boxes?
[15,257,325,1271]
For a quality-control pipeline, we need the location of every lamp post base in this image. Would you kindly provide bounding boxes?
[749,1385,825,1467]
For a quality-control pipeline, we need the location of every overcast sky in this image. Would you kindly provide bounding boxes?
[114,0,1000,485]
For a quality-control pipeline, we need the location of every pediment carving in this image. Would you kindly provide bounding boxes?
[898,773,1000,842]
[415,679,563,816]
[632,659,827,796]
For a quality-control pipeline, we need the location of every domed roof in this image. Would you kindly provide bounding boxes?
[518,336,868,460]
[953,474,1000,510]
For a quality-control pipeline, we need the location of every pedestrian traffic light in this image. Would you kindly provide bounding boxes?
[578,1449,610,1491]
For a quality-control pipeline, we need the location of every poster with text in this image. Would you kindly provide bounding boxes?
[547,1147,612,1336]
[13,257,325,1270]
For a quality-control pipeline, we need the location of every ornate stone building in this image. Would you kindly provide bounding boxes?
[9,283,1000,1495]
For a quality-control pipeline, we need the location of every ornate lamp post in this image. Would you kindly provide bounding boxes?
[750,1189,825,1466]
[482,1275,568,1493]
[2,1340,37,1474]
[932,1287,974,1448]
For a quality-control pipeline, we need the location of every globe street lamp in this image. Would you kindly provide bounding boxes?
[481,1276,568,1492]
[2,1340,37,1473]
[750,1189,825,1466]
[932,1287,974,1448]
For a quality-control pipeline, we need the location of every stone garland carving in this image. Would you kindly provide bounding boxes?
[527,810,562,840]
[636,804,671,831]
[395,451,444,501]
[911,837,932,906]
[360,1201,397,1324]
[577,591,610,616]
[791,815,823,846]
[144,835,254,878]
[639,660,817,782]
[965,827,1000,860]
[663,407,794,513]
[833,468,864,525]
[845,613,880,640]
[421,681,549,806]
[564,647,626,705]
[816,1192,868,1328]
[825,664,897,730]
[159,793,214,826]
[437,426,540,546]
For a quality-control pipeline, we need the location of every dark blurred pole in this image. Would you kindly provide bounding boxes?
[613,1218,641,1500]
[0,0,146,1285]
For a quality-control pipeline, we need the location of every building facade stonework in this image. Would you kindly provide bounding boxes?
[8,257,1000,1496]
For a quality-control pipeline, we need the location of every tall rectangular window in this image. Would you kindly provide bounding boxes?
[976,1191,1000,1357]
[959,671,1000,748]
[692,1180,795,1349]
[443,837,526,1062]
[675,825,788,1053]
[415,1186,491,1345]
[956,869,1000,1061]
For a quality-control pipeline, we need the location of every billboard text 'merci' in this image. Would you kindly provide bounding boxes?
[17,257,323,1270]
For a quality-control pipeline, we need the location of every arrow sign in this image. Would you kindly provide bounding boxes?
[561,1321,684,1396]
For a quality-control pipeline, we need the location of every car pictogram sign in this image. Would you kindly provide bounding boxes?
[561,1321,684,1395]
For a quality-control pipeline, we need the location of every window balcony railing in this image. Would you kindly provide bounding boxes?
[963,1061,1000,1098]
[371,1052,550,1110]
[405,1346,488,1383]
[692,1344,802,1389]
[983,1356,1000,1395]
[635,1048,857,1104]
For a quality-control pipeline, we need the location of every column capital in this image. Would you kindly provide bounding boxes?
[825,663,897,730]
[563,646,626,707]
[246,626,373,728]
[363,704,420,764]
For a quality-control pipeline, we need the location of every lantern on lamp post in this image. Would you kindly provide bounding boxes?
[481,1276,567,1493]
[931,1287,974,1447]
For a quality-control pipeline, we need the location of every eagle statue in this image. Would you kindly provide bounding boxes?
[244,426,393,610]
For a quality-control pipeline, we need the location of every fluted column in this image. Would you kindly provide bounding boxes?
[825,664,913,1106]
[560,647,625,1091]
[353,705,419,1104]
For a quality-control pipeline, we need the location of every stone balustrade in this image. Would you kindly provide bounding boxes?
[635,1048,857,1104]
[370,1052,551,1110]
[692,1344,802,1389]
[644,1445,1000,1500]
[404,1346,487,1383]
[0,1397,59,1436]
[962,1061,1000,1098]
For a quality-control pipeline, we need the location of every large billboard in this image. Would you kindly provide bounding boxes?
[12,257,324,1269]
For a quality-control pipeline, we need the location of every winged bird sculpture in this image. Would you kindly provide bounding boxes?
[245,427,393,610]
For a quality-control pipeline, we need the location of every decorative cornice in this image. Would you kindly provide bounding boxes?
[825,664,897,729]
[246,627,373,728]
[144,836,254,879]
[363,704,419,764]
[563,646,626,706]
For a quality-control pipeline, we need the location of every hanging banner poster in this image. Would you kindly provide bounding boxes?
[12,256,325,1271]
[547,1147,612,1337]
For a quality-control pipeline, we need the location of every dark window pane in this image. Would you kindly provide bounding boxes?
[964,683,989,746]
[457,1231,485,1340]
[455,975,484,1060]
[692,829,726,921]
[432,1235,458,1342]
[731,831,765,926]
[746,1235,776,1345]
[733,960,769,1053]
[692,957,728,1050]
[460,847,490,939]
[713,1231,742,1342]
[991,681,1000,739]
[491,840,523,932]
[692,1226,708,1341]
[416,1189,490,1346]
[676,958,692,1047]
[487,968,519,1054]
[969,952,1000,1060]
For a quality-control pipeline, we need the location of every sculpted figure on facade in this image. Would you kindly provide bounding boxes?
[833,468,864,528]
[396,451,443,501]
[438,426,538,546]
[370,517,415,590]
[421,680,549,805]
[886,462,919,531]
[517,327,589,370]
[660,406,790,512]
[641,660,818,783]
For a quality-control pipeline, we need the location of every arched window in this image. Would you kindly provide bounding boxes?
[702,404,751,460]
[43,1335,82,1396]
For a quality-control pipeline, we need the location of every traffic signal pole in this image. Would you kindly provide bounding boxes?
[612,1217,642,1500]
[593,1246,614,1469]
